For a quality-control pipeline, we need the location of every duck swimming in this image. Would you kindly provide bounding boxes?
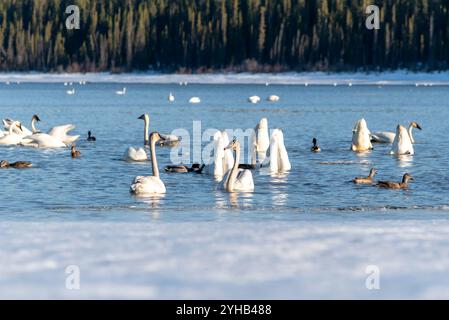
[377,173,413,189]
[87,131,96,141]
[353,168,377,184]
[311,138,321,152]
[165,164,205,174]
[0,160,32,169]
[71,144,81,158]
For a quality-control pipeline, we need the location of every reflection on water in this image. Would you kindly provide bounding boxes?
[0,83,448,222]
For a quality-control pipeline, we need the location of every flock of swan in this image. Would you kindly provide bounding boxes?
[0,98,421,196]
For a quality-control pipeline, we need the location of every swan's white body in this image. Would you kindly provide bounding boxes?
[47,124,79,144]
[250,118,270,165]
[116,88,127,95]
[3,119,32,137]
[66,88,75,95]
[248,96,261,104]
[0,122,23,145]
[123,147,148,162]
[204,131,228,178]
[351,118,373,151]
[267,95,280,102]
[189,97,201,104]
[20,133,67,148]
[262,129,291,173]
[168,93,175,102]
[130,133,166,195]
[391,125,414,155]
[371,123,421,144]
[220,140,254,192]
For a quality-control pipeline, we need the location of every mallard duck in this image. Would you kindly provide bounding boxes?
[377,173,413,189]
[353,168,377,184]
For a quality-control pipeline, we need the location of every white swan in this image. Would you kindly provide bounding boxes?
[262,129,291,173]
[250,118,270,165]
[19,116,68,148]
[248,96,261,104]
[391,125,414,155]
[130,132,166,195]
[123,147,148,162]
[66,88,75,95]
[0,122,24,145]
[168,92,175,102]
[189,97,201,104]
[371,121,422,144]
[351,118,373,151]
[220,139,254,192]
[3,117,33,137]
[48,124,79,144]
[116,88,127,95]
[204,131,227,178]
[267,95,280,102]
[138,113,180,147]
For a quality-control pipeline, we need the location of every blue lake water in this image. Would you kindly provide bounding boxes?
[0,82,448,222]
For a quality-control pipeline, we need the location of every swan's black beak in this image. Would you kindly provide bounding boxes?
[33,115,41,122]
[416,124,422,130]
[138,114,145,120]
[17,123,23,132]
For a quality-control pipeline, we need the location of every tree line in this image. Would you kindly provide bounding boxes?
[0,0,447,73]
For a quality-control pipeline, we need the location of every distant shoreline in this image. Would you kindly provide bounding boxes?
[1,71,449,85]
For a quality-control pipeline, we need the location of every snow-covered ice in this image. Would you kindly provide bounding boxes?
[2,214,449,299]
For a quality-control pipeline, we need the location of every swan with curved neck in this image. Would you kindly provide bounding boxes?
[20,116,67,148]
[130,132,167,195]
[351,118,373,151]
[221,138,254,192]
[371,121,422,144]
[391,125,414,155]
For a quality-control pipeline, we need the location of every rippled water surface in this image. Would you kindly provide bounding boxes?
[1,82,448,222]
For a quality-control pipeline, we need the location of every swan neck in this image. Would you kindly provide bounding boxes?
[150,139,159,178]
[408,125,414,143]
[31,118,38,133]
[144,117,150,145]
[227,147,241,192]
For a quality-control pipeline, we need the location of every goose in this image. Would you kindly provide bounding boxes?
[0,160,32,169]
[165,164,205,173]
[138,114,180,147]
[220,138,254,192]
[168,92,175,102]
[71,144,81,158]
[311,138,321,153]
[66,88,75,95]
[248,96,260,104]
[377,173,413,189]
[0,122,24,145]
[371,122,422,144]
[116,87,127,95]
[391,125,414,155]
[130,132,166,195]
[189,97,201,104]
[351,118,373,152]
[250,118,270,165]
[353,168,377,184]
[262,129,291,173]
[267,95,280,102]
[87,131,96,141]
[47,124,79,144]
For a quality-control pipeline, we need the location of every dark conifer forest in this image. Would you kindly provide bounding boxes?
[0,0,447,72]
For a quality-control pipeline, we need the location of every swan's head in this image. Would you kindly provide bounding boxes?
[0,160,9,168]
[138,114,149,122]
[410,121,422,130]
[150,132,166,143]
[14,122,23,132]
[32,115,41,122]
[369,168,377,177]
[225,137,241,152]
[402,173,414,183]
